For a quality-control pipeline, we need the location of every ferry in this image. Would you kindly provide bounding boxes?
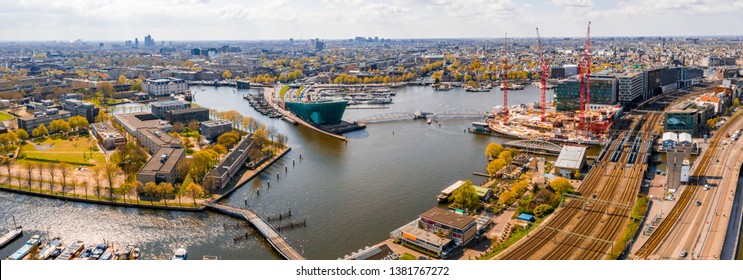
[437,181,466,203]
[7,235,41,260]
[173,248,188,260]
[36,237,62,260]
[56,241,84,260]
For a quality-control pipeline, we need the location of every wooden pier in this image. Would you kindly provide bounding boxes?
[205,203,305,260]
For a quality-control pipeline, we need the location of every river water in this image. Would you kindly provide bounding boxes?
[1,85,552,260]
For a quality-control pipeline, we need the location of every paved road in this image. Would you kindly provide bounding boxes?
[652,113,743,259]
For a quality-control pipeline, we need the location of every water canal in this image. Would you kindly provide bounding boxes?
[2,85,553,260]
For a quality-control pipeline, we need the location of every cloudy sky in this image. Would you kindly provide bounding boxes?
[1,0,741,41]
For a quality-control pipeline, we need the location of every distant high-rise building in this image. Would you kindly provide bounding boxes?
[125,40,132,47]
[134,38,139,48]
[144,35,155,48]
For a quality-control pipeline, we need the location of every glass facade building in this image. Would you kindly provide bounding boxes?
[555,76,617,112]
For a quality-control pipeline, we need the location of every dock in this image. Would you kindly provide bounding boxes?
[205,203,305,260]
[0,227,23,249]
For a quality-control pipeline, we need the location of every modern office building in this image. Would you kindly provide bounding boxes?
[136,146,186,185]
[150,100,190,119]
[17,110,72,131]
[678,67,704,88]
[200,119,232,140]
[204,136,254,190]
[62,99,99,123]
[90,122,126,150]
[418,207,478,246]
[114,112,172,137]
[166,107,209,125]
[616,72,645,105]
[137,127,182,154]
[142,78,188,96]
[555,75,618,112]
[665,102,715,136]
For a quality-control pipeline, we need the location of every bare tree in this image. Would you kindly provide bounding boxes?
[1,157,11,184]
[15,170,22,190]
[92,166,103,199]
[23,162,34,190]
[59,163,71,194]
[48,163,57,193]
[35,163,44,191]
[70,178,78,196]
[103,162,121,201]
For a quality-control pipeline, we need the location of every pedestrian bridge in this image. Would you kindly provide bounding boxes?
[503,139,563,155]
[354,108,485,123]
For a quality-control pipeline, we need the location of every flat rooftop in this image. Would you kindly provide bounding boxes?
[202,119,232,127]
[139,147,185,175]
[138,127,180,147]
[115,113,169,131]
[401,225,451,248]
[554,145,587,169]
[209,136,254,177]
[151,100,189,107]
[419,207,476,230]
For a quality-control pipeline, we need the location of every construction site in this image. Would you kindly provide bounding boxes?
[484,22,619,147]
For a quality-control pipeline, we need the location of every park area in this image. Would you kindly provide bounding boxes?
[0,111,15,121]
[18,136,105,166]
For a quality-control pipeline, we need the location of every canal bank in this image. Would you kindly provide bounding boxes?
[2,85,555,259]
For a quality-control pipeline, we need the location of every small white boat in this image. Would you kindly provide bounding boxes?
[173,248,187,260]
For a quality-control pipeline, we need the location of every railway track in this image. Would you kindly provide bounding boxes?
[496,113,660,260]
[634,112,741,259]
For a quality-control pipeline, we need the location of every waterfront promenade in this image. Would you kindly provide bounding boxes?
[205,202,305,260]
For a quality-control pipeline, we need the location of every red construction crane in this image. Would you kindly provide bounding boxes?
[585,21,592,116]
[536,28,548,122]
[503,33,509,125]
[578,58,585,128]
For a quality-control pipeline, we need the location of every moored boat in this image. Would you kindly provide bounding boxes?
[172,248,187,260]
[36,237,62,260]
[7,235,41,260]
[56,241,84,260]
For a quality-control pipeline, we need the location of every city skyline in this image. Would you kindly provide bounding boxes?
[1,0,742,41]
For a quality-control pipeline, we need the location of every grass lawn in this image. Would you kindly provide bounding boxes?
[19,136,106,165]
[0,111,14,122]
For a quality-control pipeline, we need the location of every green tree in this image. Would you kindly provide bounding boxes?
[450,180,481,212]
[498,150,514,164]
[188,149,220,183]
[498,191,516,206]
[32,124,48,137]
[184,182,205,206]
[217,131,240,149]
[734,98,740,107]
[573,170,581,179]
[484,143,504,159]
[15,129,28,140]
[534,204,553,218]
[400,253,416,260]
[157,182,174,206]
[487,158,507,176]
[103,162,121,201]
[549,177,574,194]
[143,182,158,205]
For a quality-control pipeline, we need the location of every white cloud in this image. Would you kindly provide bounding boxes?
[550,0,593,7]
